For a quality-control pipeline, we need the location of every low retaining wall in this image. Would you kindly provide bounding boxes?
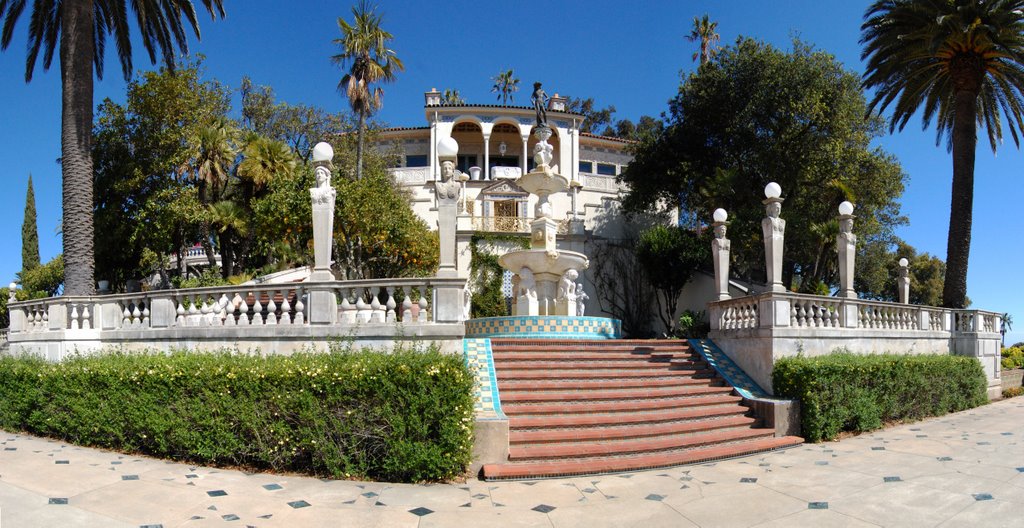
[1002,369,1023,392]
[709,292,1003,399]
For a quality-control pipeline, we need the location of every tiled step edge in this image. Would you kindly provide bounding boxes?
[509,405,748,429]
[481,436,804,480]
[501,394,743,415]
[510,415,758,444]
[508,427,775,460]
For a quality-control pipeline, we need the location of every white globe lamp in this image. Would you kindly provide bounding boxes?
[312,142,334,163]
[899,258,909,267]
[437,137,459,159]
[838,201,855,216]
[713,208,728,223]
[764,182,782,199]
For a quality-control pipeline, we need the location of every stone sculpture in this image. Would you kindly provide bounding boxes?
[531,82,548,127]
[557,269,579,300]
[576,283,588,316]
[517,268,537,300]
[435,160,462,202]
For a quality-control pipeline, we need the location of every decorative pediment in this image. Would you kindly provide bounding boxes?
[480,180,528,196]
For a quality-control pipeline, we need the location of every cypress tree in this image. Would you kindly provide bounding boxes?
[22,174,40,272]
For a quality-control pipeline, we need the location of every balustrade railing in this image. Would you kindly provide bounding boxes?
[715,297,759,330]
[7,277,463,335]
[709,291,999,337]
[788,294,842,329]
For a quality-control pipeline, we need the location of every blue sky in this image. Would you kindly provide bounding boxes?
[1,1,1021,343]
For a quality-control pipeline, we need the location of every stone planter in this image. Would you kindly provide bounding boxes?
[1002,368,1023,392]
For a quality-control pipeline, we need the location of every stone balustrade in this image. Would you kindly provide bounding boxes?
[6,278,467,360]
[708,291,1003,398]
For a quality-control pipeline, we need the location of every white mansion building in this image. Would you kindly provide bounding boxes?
[373,89,727,329]
[380,89,633,236]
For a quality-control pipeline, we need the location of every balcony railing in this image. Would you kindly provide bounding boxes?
[470,216,572,234]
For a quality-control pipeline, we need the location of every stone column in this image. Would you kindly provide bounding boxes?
[711,208,731,301]
[761,183,786,293]
[435,143,466,322]
[7,283,22,333]
[308,143,338,324]
[898,257,910,304]
[483,133,490,182]
[521,135,529,175]
[836,202,857,299]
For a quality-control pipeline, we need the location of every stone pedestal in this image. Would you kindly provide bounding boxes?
[712,222,731,301]
[898,262,910,304]
[437,201,458,278]
[836,214,856,299]
[761,198,786,293]
[310,188,336,280]
[309,162,337,325]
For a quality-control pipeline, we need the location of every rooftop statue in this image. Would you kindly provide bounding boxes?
[532,82,548,128]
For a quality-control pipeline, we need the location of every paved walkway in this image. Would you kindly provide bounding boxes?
[2,398,1024,528]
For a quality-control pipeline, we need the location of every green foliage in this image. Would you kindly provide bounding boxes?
[1001,347,1024,371]
[857,241,949,307]
[0,346,474,482]
[676,310,709,339]
[468,234,529,318]
[333,168,439,279]
[636,226,709,335]
[173,267,230,290]
[0,287,9,328]
[93,58,232,289]
[623,38,906,292]
[773,353,987,442]
[17,255,64,299]
[21,174,39,272]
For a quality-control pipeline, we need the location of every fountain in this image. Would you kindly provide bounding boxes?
[463,82,620,340]
[498,125,589,317]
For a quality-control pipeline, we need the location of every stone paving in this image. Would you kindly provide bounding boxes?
[2,398,1024,527]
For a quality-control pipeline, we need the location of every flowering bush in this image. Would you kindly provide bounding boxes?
[1001,346,1024,370]
[0,344,474,482]
[773,352,987,442]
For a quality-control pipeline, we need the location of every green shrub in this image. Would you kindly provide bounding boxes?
[1001,346,1024,370]
[772,352,987,442]
[676,310,710,338]
[1003,386,1024,399]
[0,345,474,482]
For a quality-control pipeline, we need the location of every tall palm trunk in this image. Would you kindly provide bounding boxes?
[943,85,978,308]
[356,109,366,179]
[61,0,96,296]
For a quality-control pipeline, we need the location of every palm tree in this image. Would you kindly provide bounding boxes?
[861,0,1024,308]
[686,14,720,65]
[237,136,296,191]
[441,88,464,105]
[184,119,238,268]
[491,69,520,106]
[332,0,403,180]
[0,0,226,296]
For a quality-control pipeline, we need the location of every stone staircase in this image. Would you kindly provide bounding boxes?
[481,339,803,479]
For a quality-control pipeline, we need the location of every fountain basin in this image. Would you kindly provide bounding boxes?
[498,249,588,278]
[517,170,569,197]
[466,316,621,340]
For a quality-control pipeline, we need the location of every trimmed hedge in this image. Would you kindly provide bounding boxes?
[772,353,987,442]
[0,345,474,482]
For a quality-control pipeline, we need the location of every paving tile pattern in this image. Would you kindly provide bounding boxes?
[3,392,1024,526]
